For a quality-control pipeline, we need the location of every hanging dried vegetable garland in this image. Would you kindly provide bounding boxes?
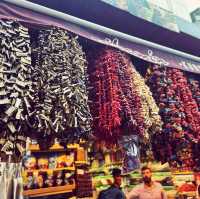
[29,27,92,145]
[0,19,32,156]
[188,78,200,111]
[146,65,200,170]
[121,55,162,136]
[87,48,122,143]
[169,69,200,139]
[188,78,200,169]
[87,47,145,144]
[116,52,144,135]
[127,61,162,161]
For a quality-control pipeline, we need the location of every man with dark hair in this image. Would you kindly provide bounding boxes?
[97,168,126,199]
[126,166,167,199]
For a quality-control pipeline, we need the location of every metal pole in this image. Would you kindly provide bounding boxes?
[2,0,200,62]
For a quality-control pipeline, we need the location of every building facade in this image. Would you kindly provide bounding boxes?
[191,8,200,25]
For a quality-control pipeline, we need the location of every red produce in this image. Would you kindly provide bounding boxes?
[147,65,200,170]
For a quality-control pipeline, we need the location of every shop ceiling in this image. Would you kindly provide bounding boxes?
[26,0,200,57]
[1,0,200,74]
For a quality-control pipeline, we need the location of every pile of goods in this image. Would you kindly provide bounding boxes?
[188,78,200,169]
[1,17,200,174]
[24,170,74,190]
[23,154,75,189]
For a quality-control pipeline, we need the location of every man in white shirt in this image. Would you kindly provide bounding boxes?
[126,166,167,199]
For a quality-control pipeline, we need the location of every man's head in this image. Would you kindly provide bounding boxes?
[112,168,122,187]
[141,166,152,185]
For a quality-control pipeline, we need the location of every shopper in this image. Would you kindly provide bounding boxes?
[126,166,167,199]
[97,168,126,199]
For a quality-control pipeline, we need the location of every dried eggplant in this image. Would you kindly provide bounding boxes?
[30,27,92,144]
[0,19,32,157]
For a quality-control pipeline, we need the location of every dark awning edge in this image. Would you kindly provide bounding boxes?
[1,0,200,74]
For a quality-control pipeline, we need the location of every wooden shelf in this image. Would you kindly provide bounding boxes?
[23,184,75,197]
[75,161,89,165]
[178,191,196,196]
[67,143,79,149]
[29,143,80,152]
[24,166,75,173]
[105,161,123,166]
[29,144,65,152]
[172,171,193,175]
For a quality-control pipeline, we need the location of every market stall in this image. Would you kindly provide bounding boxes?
[0,1,200,199]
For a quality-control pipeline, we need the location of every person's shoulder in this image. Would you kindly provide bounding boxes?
[154,181,164,188]
[105,185,120,193]
[111,186,123,193]
[102,186,124,197]
[117,189,125,195]
[132,183,144,190]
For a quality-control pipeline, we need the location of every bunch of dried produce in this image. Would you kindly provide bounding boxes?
[188,78,200,111]
[189,78,200,169]
[0,19,33,156]
[29,28,92,144]
[87,48,145,144]
[87,48,122,143]
[147,65,200,170]
[122,55,162,137]
[127,62,162,162]
[116,52,144,135]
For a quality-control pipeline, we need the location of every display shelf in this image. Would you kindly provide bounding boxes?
[172,171,193,175]
[29,143,80,152]
[25,142,89,198]
[105,161,123,166]
[68,143,79,149]
[23,184,75,197]
[89,167,122,175]
[75,161,90,165]
[24,166,75,173]
[29,144,65,152]
[89,166,110,174]
[178,191,196,197]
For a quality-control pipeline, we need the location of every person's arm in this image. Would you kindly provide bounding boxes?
[161,189,167,199]
[160,186,168,199]
[126,186,140,199]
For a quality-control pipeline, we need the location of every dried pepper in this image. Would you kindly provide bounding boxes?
[87,47,145,144]
[189,78,200,169]
[87,48,122,143]
[189,78,200,111]
[147,65,200,170]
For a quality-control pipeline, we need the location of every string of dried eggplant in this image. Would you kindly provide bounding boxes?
[0,19,32,156]
[29,27,91,145]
